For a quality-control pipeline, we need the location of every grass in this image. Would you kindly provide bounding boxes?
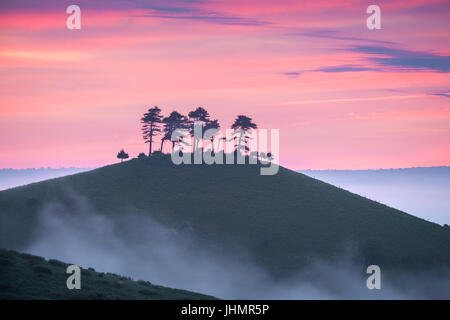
[0,248,216,300]
[0,154,449,277]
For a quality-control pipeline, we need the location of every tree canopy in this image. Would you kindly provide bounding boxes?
[117,149,129,162]
[161,111,190,152]
[126,106,260,159]
[141,106,163,156]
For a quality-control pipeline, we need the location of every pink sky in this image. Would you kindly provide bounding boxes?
[0,0,449,169]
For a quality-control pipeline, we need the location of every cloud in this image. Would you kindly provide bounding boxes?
[0,0,268,27]
[351,46,450,73]
[403,1,450,15]
[132,13,268,26]
[314,64,378,73]
[0,0,201,12]
[284,94,430,105]
[0,50,94,62]
[288,31,449,73]
[430,92,450,98]
[283,72,301,78]
[289,29,396,45]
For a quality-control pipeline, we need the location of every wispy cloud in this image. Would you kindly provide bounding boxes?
[0,0,268,27]
[283,72,300,78]
[133,13,268,26]
[284,94,431,105]
[0,0,202,12]
[0,50,93,62]
[350,46,450,73]
[288,29,396,45]
[430,92,450,98]
[314,64,378,73]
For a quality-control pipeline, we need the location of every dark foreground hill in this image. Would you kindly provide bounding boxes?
[0,248,216,300]
[0,155,449,278]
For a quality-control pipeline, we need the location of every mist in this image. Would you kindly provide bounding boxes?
[0,168,92,191]
[25,192,450,299]
[299,167,450,225]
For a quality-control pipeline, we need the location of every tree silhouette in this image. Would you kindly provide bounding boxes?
[117,149,129,162]
[141,106,163,156]
[231,115,257,153]
[203,119,220,153]
[161,111,189,152]
[188,107,210,152]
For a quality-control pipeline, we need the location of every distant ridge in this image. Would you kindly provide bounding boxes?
[298,166,450,172]
[0,167,92,191]
[298,166,450,225]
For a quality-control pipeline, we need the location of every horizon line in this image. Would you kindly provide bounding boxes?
[1,163,450,171]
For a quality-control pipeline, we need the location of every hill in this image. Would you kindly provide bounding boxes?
[0,248,216,300]
[0,155,449,279]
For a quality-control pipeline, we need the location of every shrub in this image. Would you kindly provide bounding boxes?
[0,283,14,291]
[137,280,152,287]
[32,266,52,275]
[0,249,17,259]
[138,289,160,297]
[20,253,45,263]
[81,269,92,277]
[48,259,66,267]
[0,258,13,266]
[86,293,106,300]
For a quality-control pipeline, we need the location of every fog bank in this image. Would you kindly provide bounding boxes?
[25,193,450,299]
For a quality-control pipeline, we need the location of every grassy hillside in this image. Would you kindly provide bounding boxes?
[0,155,449,277]
[0,248,216,300]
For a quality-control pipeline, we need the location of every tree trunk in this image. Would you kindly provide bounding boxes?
[237,131,244,152]
[160,138,165,153]
[193,136,197,153]
[149,123,153,156]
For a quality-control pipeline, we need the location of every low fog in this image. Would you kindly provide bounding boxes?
[300,167,450,225]
[25,192,450,299]
[0,168,92,191]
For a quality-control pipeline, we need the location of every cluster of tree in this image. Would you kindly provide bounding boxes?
[140,106,258,157]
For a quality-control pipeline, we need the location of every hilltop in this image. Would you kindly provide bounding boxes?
[0,155,449,278]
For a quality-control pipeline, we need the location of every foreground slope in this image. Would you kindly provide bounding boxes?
[0,248,216,300]
[0,155,449,276]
